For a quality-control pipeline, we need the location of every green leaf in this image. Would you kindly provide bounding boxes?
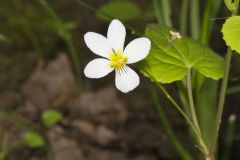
[0,34,11,43]
[222,16,240,53]
[139,24,225,83]
[62,22,77,31]
[24,132,45,149]
[42,109,63,127]
[224,0,235,12]
[97,1,141,21]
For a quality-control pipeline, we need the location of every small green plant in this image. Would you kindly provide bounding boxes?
[42,109,63,127]
[24,131,45,149]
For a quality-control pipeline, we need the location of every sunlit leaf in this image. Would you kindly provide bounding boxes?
[97,1,141,21]
[222,16,240,53]
[139,25,225,83]
[42,109,63,127]
[24,132,45,149]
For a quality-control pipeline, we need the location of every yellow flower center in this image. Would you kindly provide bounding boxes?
[109,51,128,70]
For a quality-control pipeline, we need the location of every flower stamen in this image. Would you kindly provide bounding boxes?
[170,31,182,42]
[109,51,128,70]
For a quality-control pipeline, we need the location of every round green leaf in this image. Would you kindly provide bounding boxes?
[24,132,45,149]
[222,16,240,53]
[42,109,63,127]
[139,25,225,83]
[97,1,141,21]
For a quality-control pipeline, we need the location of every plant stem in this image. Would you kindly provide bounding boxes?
[39,0,82,86]
[200,0,223,44]
[209,47,232,159]
[144,62,209,155]
[187,69,201,133]
[153,0,163,24]
[157,83,208,155]
[209,1,239,155]
[180,0,189,35]
[152,0,172,26]
[190,0,200,39]
[160,0,172,27]
[63,34,81,86]
[75,0,142,36]
[177,81,190,115]
[157,84,196,132]
[152,91,192,160]
[22,23,44,58]
[39,0,61,27]
[187,70,211,156]
[200,0,213,44]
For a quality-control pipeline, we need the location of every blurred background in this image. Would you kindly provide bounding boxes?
[0,0,240,159]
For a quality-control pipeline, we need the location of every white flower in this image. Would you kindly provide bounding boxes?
[84,19,151,93]
[170,31,182,42]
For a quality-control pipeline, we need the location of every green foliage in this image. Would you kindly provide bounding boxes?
[222,16,240,53]
[0,34,11,44]
[42,109,63,127]
[224,0,239,13]
[97,1,141,21]
[24,132,45,149]
[196,79,217,146]
[224,0,235,11]
[139,25,225,83]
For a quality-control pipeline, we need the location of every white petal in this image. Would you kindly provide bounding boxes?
[107,19,126,52]
[123,38,151,64]
[84,32,112,58]
[115,66,140,93]
[84,58,113,78]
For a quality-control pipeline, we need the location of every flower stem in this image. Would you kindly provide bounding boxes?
[180,0,189,35]
[208,1,239,157]
[209,47,232,159]
[157,83,208,155]
[187,69,201,133]
[200,0,223,44]
[157,84,198,134]
[63,34,82,87]
[160,0,172,27]
[186,69,211,156]
[153,0,163,24]
[190,0,200,39]
[152,91,192,160]
[200,0,213,44]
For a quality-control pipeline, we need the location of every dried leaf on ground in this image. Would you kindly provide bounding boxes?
[86,147,127,160]
[76,87,127,128]
[22,54,78,111]
[47,126,84,160]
